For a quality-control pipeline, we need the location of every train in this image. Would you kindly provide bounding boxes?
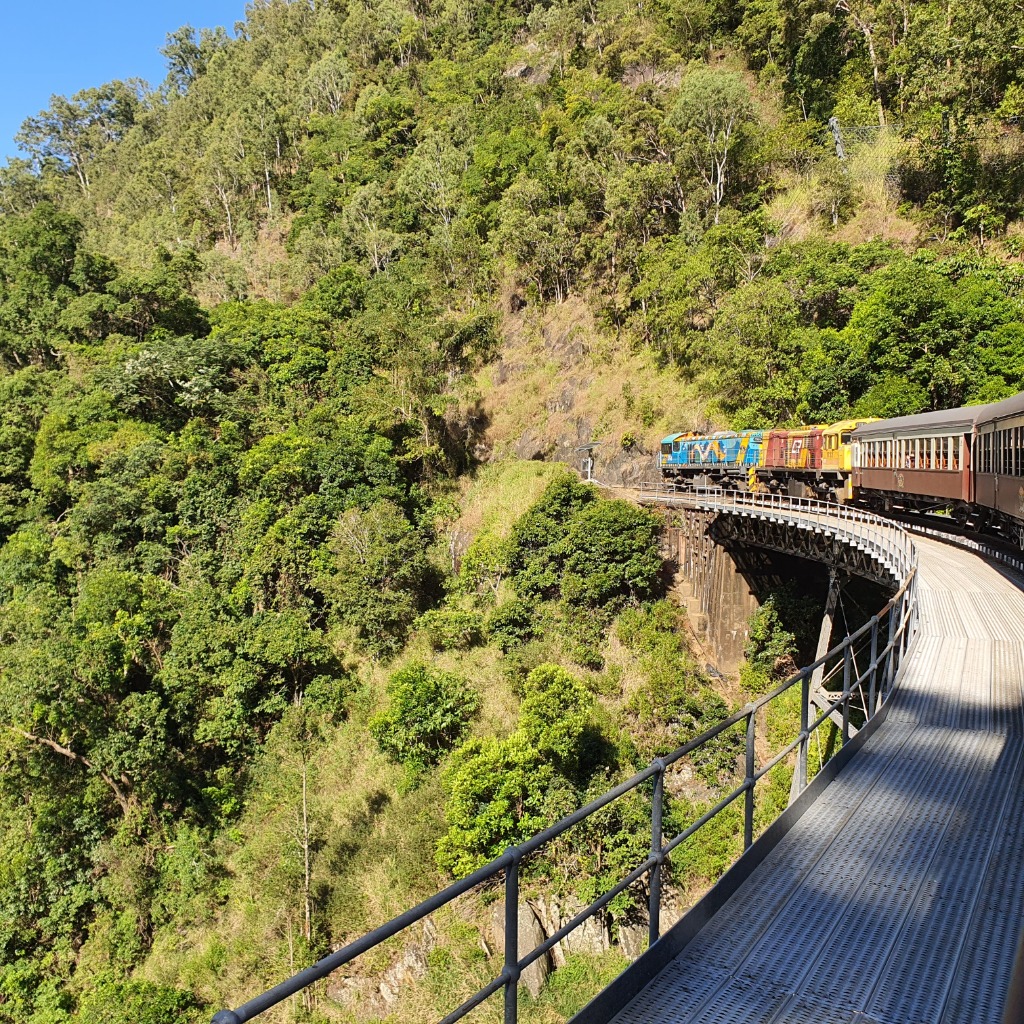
[660,391,1024,548]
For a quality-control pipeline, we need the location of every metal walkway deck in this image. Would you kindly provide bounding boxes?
[609,535,1024,1024]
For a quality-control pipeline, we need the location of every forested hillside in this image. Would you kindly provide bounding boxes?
[1,0,1023,1021]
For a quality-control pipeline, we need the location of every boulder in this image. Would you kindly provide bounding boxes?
[531,895,610,968]
[488,900,552,998]
[618,923,648,961]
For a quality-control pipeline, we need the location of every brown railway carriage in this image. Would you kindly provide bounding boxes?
[973,392,1024,544]
[851,406,979,510]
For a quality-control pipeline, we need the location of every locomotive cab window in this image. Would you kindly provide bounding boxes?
[662,442,672,456]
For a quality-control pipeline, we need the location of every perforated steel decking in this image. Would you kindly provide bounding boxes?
[609,536,1024,1024]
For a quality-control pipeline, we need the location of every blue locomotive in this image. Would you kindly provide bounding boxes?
[660,430,764,487]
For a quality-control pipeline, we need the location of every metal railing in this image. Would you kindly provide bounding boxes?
[211,496,918,1024]
[638,483,916,582]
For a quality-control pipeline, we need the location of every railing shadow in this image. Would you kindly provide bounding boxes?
[574,682,1024,1024]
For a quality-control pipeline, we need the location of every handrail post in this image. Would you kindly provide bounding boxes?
[884,601,897,694]
[842,643,852,743]
[868,617,879,717]
[504,850,520,1024]
[893,594,905,674]
[797,671,809,794]
[743,712,756,849]
[648,760,665,947]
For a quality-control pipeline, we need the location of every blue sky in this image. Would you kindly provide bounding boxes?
[0,2,247,162]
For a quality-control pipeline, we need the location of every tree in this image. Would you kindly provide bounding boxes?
[704,277,805,425]
[669,68,758,224]
[436,734,555,876]
[560,501,663,607]
[370,662,480,776]
[518,664,594,764]
[17,81,145,193]
[325,501,434,656]
[161,24,230,95]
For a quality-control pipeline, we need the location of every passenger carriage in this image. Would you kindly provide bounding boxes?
[851,407,976,516]
[972,392,1024,546]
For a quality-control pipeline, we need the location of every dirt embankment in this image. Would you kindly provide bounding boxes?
[467,297,706,486]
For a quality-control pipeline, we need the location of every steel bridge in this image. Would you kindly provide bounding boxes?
[212,491,1024,1024]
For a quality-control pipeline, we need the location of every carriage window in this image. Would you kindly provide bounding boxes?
[951,436,959,472]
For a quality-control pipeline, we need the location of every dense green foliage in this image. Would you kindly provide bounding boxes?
[370,662,481,776]
[2,0,1024,1018]
[618,602,740,784]
[506,477,663,606]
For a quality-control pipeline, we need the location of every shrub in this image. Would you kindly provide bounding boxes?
[417,608,484,650]
[485,598,537,652]
[370,662,481,776]
[559,501,663,607]
[436,734,555,876]
[506,481,663,609]
[561,611,607,670]
[437,663,596,874]
[506,476,597,598]
[77,979,202,1024]
[519,663,594,764]
[619,603,740,785]
[742,596,798,693]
